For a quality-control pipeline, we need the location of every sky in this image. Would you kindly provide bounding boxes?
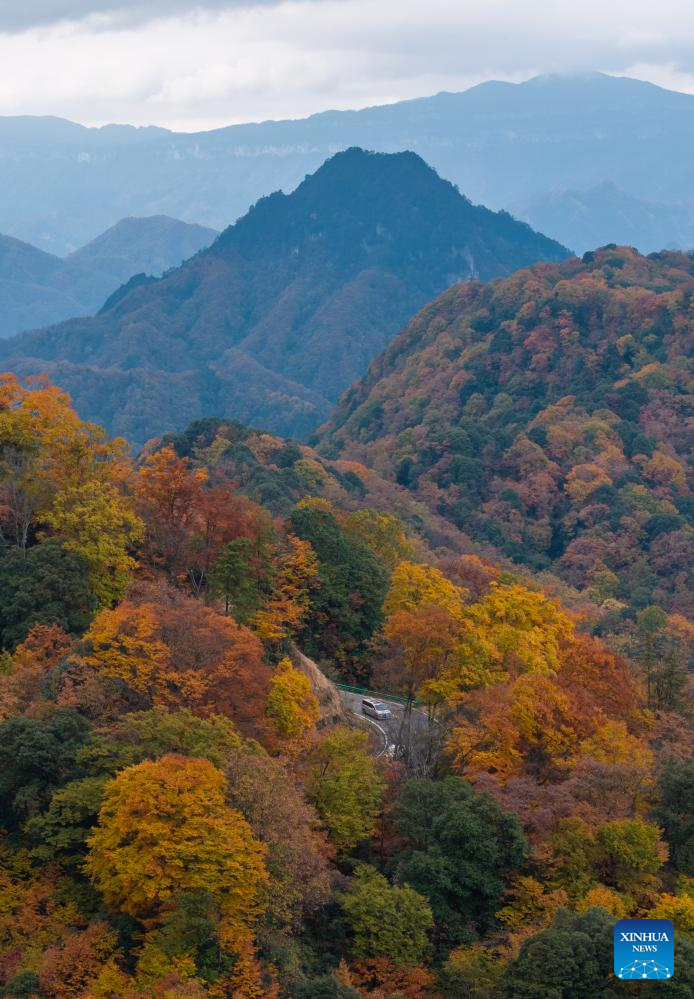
[2,0,694,131]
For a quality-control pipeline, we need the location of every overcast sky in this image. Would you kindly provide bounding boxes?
[2,0,694,131]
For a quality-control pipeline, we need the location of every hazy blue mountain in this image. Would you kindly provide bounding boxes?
[0,148,568,444]
[0,216,218,338]
[1,73,694,254]
[514,181,694,255]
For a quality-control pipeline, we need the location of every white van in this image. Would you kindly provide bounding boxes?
[361,698,392,721]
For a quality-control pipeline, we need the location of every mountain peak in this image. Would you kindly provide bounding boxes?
[295,146,458,205]
[0,150,568,445]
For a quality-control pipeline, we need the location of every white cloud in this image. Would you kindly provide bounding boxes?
[0,0,291,32]
[1,0,694,130]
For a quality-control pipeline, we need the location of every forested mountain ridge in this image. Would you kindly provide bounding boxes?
[0,216,217,338]
[318,246,694,621]
[0,148,568,444]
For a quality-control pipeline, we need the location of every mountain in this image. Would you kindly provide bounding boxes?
[0,148,568,444]
[0,216,218,338]
[514,181,694,255]
[2,73,694,254]
[67,215,219,288]
[317,246,694,618]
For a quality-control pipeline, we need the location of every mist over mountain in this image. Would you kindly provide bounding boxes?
[0,148,568,443]
[2,73,694,255]
[515,181,694,255]
[0,216,218,338]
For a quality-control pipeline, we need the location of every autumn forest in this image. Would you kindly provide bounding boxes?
[0,265,692,999]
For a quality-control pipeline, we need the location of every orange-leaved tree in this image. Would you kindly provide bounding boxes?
[82,583,274,739]
[133,444,208,578]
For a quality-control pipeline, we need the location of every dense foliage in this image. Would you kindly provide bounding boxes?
[0,380,691,997]
[320,247,694,641]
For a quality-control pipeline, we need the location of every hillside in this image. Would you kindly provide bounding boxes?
[2,73,694,254]
[0,374,691,996]
[318,246,694,619]
[66,215,219,289]
[0,216,217,338]
[0,148,568,443]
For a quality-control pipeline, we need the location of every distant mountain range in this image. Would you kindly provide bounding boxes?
[317,246,694,616]
[514,181,694,255]
[0,216,218,338]
[0,148,568,443]
[2,73,694,255]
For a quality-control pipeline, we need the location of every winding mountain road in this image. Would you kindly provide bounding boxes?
[339,690,432,759]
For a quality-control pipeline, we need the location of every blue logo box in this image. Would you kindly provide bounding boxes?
[614,918,674,980]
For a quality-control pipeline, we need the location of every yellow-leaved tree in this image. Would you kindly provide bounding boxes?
[0,374,142,606]
[266,657,320,742]
[85,754,269,946]
[252,535,319,642]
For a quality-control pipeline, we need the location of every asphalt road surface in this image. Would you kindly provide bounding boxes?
[339,690,432,758]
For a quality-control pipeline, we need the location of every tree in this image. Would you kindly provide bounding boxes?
[83,600,170,699]
[497,907,618,998]
[652,892,694,939]
[392,776,527,940]
[440,944,503,999]
[597,818,667,892]
[306,728,383,856]
[548,817,599,901]
[449,673,580,783]
[496,875,568,932]
[578,720,652,769]
[654,758,694,875]
[384,561,464,618]
[0,540,95,650]
[499,907,694,997]
[133,444,207,578]
[209,538,267,621]
[0,623,73,720]
[28,774,109,865]
[252,535,319,644]
[634,604,687,710]
[79,706,244,775]
[468,583,574,675]
[42,479,143,608]
[350,957,436,998]
[0,708,90,827]
[380,603,463,707]
[575,885,627,917]
[265,658,319,742]
[340,865,433,965]
[289,504,388,664]
[0,375,141,607]
[0,375,131,547]
[225,750,332,929]
[342,510,414,569]
[83,584,274,739]
[86,754,269,943]
[38,921,119,999]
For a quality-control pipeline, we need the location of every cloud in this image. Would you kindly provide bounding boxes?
[1,0,694,130]
[0,0,289,32]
